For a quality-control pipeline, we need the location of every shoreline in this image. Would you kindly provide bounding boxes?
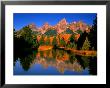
[38,45,97,56]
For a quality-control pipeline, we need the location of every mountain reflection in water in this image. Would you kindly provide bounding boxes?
[14,49,97,75]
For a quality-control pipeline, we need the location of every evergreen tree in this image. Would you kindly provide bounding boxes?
[60,38,66,47]
[82,37,91,50]
[69,34,75,43]
[32,35,38,48]
[45,37,50,45]
[72,43,77,49]
[21,26,32,43]
[52,36,57,46]
[39,36,44,45]
[77,31,88,50]
[15,26,38,48]
[88,17,97,50]
[76,29,83,35]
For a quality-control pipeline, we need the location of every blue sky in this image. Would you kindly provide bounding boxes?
[14,13,97,30]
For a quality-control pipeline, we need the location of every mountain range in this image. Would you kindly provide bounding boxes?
[15,18,92,45]
[28,18,91,34]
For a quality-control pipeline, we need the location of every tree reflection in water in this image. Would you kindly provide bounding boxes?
[14,48,97,75]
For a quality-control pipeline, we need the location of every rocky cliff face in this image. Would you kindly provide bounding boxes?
[39,22,51,34]
[28,23,38,31]
[55,18,68,34]
[28,18,90,34]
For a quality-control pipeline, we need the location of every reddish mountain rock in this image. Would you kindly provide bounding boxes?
[29,18,91,34]
[55,18,68,34]
[28,23,38,31]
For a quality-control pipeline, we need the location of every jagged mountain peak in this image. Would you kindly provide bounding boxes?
[27,18,90,34]
[58,18,67,25]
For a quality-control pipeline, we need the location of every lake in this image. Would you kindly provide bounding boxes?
[14,49,97,75]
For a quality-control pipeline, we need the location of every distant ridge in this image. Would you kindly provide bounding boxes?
[28,18,91,34]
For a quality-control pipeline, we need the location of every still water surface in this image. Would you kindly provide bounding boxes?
[14,49,97,75]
